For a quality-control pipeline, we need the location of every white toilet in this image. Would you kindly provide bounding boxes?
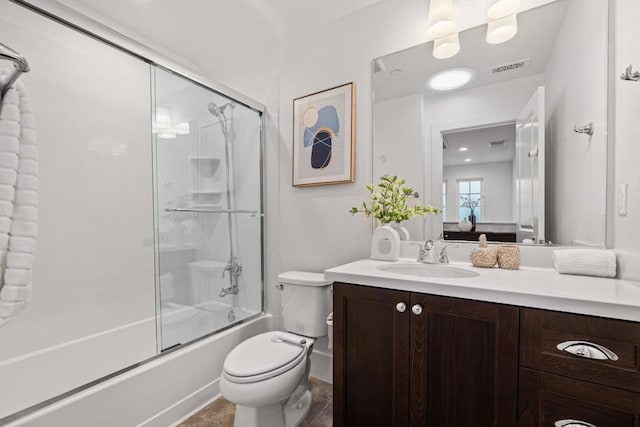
[220,271,332,427]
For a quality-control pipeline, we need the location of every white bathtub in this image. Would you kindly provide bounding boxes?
[6,313,272,427]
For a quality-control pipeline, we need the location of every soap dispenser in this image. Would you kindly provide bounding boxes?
[470,234,497,268]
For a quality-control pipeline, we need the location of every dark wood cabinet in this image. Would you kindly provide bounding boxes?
[333,283,410,426]
[443,230,517,242]
[518,368,640,427]
[518,308,640,426]
[333,283,519,427]
[334,283,640,426]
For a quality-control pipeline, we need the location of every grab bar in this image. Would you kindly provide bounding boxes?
[0,42,30,99]
[165,208,260,215]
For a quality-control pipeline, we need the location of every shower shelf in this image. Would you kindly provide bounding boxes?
[189,156,221,177]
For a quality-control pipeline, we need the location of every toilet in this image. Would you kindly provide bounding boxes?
[220,271,332,427]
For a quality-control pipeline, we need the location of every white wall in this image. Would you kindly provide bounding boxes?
[443,161,514,223]
[613,0,640,252]
[373,93,424,237]
[544,0,608,246]
[0,2,156,418]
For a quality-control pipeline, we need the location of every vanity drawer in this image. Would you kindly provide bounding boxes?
[518,368,640,426]
[520,308,640,393]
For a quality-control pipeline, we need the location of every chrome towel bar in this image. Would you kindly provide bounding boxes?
[165,207,260,216]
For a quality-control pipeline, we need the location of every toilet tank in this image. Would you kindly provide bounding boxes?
[278,271,332,338]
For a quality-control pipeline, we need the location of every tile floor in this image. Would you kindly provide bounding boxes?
[179,377,333,427]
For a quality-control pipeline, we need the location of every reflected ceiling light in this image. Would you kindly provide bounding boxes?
[427,68,475,91]
[458,147,469,152]
[433,32,460,59]
[427,0,456,39]
[486,14,518,44]
[464,158,473,162]
[486,0,520,19]
[156,107,172,130]
[157,130,176,139]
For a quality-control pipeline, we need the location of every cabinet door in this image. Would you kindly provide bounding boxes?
[410,294,519,426]
[333,283,411,427]
[518,368,640,427]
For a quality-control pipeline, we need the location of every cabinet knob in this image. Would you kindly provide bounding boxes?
[396,302,407,313]
[554,419,597,427]
[412,304,423,315]
[556,340,619,361]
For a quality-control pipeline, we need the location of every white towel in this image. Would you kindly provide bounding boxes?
[0,71,38,328]
[552,249,617,278]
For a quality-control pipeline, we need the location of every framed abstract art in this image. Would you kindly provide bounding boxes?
[292,82,355,186]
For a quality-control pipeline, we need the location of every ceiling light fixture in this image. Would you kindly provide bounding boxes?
[427,0,456,39]
[427,68,475,91]
[486,0,520,20]
[487,14,518,44]
[464,158,473,162]
[458,147,469,152]
[433,32,461,59]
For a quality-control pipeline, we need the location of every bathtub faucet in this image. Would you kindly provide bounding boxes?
[220,257,242,297]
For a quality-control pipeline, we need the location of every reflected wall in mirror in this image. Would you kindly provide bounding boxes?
[373,0,608,246]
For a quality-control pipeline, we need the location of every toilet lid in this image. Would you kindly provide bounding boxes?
[223,331,307,381]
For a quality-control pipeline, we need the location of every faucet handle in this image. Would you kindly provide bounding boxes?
[438,244,459,264]
[410,242,428,262]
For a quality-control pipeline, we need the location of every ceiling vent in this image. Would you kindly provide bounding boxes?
[489,57,531,74]
[488,140,505,148]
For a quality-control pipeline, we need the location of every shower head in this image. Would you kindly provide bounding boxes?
[207,102,221,117]
[207,101,236,117]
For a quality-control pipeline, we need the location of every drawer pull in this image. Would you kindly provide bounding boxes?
[556,340,619,361]
[554,419,596,427]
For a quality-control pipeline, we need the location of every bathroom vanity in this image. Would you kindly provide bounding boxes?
[325,260,640,426]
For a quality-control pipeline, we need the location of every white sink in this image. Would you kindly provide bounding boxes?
[376,263,480,279]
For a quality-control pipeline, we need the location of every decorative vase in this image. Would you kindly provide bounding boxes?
[391,222,410,241]
[497,245,520,270]
[458,218,472,232]
[468,210,477,232]
[370,225,400,261]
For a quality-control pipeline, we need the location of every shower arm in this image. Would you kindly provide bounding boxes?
[0,42,30,99]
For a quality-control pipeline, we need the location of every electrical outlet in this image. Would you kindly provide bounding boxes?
[617,183,628,216]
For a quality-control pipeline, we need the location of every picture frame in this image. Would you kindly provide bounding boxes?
[292,82,355,187]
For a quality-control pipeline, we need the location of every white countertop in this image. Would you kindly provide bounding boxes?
[324,259,640,322]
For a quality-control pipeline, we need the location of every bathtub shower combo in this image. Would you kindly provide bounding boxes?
[153,67,263,351]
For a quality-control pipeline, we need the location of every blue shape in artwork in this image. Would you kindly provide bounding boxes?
[303,106,340,148]
[311,129,332,169]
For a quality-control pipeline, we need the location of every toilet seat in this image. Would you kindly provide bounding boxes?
[223,331,310,384]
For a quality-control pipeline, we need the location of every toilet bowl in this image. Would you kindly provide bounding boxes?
[220,271,332,427]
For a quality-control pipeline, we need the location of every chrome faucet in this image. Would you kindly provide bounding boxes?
[220,256,242,297]
[411,240,458,264]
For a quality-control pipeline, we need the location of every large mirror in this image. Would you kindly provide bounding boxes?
[373,0,608,246]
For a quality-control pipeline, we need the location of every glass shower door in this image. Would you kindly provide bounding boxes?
[152,67,263,351]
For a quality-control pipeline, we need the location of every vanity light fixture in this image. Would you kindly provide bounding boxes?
[458,147,469,152]
[427,0,456,39]
[433,32,461,59]
[486,0,520,20]
[174,122,191,135]
[427,68,475,91]
[486,14,518,44]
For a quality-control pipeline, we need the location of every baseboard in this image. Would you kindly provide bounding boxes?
[309,349,333,384]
